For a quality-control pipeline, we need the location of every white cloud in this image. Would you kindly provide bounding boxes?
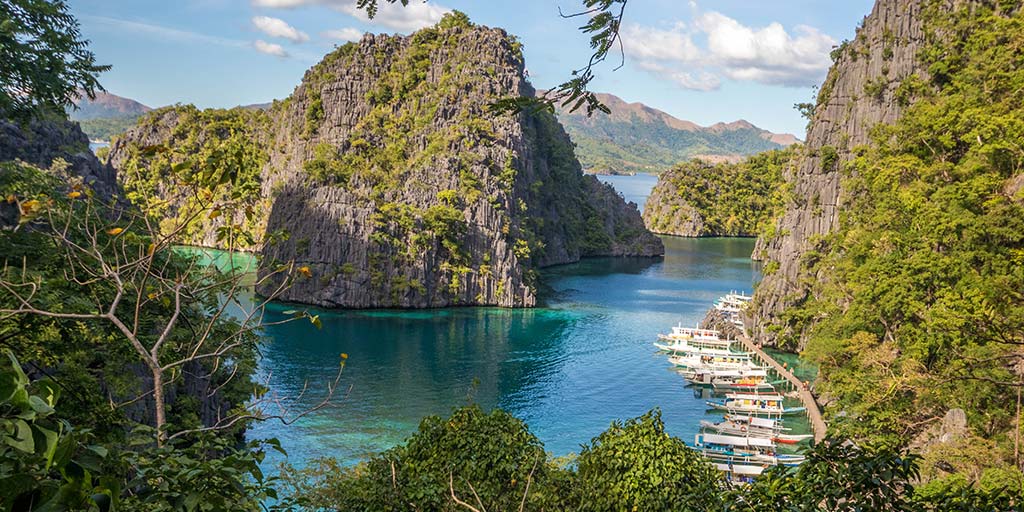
[80,14,323,61]
[621,24,700,63]
[80,14,248,49]
[254,39,289,57]
[336,1,447,32]
[252,15,309,43]
[323,27,364,41]
[251,0,449,32]
[635,61,720,91]
[621,6,835,91]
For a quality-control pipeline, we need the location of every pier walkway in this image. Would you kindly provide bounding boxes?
[737,334,827,443]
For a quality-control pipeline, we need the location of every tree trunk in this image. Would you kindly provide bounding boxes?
[152,366,166,445]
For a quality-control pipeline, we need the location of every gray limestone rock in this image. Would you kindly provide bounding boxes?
[108,22,663,309]
[749,0,934,347]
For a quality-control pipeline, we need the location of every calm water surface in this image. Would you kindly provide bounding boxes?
[243,175,793,468]
[595,173,659,210]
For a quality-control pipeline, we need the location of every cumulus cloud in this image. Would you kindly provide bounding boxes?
[635,61,720,91]
[621,6,835,91]
[254,39,289,57]
[323,27,364,41]
[251,0,449,32]
[252,15,309,43]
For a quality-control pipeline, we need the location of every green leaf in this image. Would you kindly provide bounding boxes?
[35,425,60,469]
[6,419,35,452]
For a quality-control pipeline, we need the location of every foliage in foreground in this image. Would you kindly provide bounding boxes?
[284,406,1020,511]
[0,0,109,120]
[0,348,290,511]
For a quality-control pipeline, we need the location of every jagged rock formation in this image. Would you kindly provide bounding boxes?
[107,15,663,309]
[749,0,930,345]
[643,185,705,237]
[0,115,119,200]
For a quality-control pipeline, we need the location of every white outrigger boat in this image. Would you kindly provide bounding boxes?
[713,292,752,327]
[714,461,767,484]
[685,368,775,392]
[695,433,806,467]
[669,353,760,372]
[711,376,777,393]
[654,326,746,353]
[660,325,722,343]
[699,415,814,445]
[706,392,807,416]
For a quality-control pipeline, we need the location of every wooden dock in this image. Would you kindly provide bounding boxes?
[737,334,827,443]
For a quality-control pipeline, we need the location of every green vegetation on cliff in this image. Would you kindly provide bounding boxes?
[644,148,794,237]
[76,115,140,141]
[775,2,1024,486]
[113,104,271,249]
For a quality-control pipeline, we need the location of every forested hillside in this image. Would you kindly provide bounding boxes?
[755,0,1024,488]
[68,91,151,141]
[642,148,793,237]
[552,92,798,175]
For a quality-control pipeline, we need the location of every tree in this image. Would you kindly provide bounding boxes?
[0,0,109,119]
[0,156,340,446]
[573,409,724,511]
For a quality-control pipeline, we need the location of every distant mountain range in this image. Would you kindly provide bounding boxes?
[550,92,800,174]
[70,91,151,121]
[69,91,153,142]
[66,91,800,167]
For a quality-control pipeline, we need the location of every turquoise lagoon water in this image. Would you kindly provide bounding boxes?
[245,236,771,467]
[231,175,807,468]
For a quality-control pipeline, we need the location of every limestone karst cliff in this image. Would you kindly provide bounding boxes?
[748,0,930,345]
[0,115,119,200]
[107,14,663,309]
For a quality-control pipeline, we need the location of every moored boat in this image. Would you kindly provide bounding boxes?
[706,393,807,416]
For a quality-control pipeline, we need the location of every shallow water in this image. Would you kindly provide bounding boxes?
[245,236,788,467]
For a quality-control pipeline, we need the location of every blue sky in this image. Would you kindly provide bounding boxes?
[68,0,875,136]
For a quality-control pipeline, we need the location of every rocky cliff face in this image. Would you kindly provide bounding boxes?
[107,16,662,309]
[749,0,929,345]
[0,115,119,200]
[642,183,705,237]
